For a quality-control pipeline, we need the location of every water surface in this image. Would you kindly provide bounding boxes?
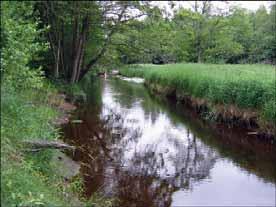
[63,77,276,207]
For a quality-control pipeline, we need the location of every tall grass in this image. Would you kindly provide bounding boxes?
[120,63,276,122]
[1,80,117,206]
[1,81,80,206]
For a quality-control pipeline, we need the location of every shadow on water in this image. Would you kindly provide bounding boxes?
[62,77,276,207]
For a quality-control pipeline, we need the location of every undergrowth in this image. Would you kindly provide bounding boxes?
[1,81,75,206]
[1,80,118,206]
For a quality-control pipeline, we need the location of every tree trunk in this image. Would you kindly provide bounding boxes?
[55,38,60,78]
[78,7,128,82]
[71,16,89,83]
[76,45,85,81]
[78,35,110,81]
[197,46,202,63]
[72,14,79,74]
[60,21,65,77]
[70,37,83,83]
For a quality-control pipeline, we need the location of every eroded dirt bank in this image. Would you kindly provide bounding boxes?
[144,81,275,142]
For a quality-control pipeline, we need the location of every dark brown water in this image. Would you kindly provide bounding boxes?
[62,77,276,207]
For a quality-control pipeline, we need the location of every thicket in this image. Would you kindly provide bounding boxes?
[120,64,276,122]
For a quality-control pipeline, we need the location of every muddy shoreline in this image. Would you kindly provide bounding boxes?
[143,80,275,142]
[49,93,84,205]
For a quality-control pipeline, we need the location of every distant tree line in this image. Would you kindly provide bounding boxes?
[34,1,276,82]
[111,1,276,65]
[2,1,275,84]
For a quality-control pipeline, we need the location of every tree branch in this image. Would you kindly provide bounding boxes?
[23,140,75,151]
[79,4,129,80]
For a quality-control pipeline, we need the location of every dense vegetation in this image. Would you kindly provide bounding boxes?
[1,2,72,206]
[33,1,149,83]
[14,1,275,83]
[1,1,275,206]
[120,64,275,123]
[1,2,112,206]
[112,2,276,65]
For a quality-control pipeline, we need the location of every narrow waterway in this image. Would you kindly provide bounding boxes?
[62,77,276,207]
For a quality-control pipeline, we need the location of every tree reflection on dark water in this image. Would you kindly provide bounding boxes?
[62,78,276,207]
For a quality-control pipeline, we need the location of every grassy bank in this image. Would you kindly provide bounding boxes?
[1,80,80,206]
[120,63,275,132]
[1,80,116,206]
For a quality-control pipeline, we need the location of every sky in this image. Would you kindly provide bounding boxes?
[230,1,272,11]
[152,1,273,15]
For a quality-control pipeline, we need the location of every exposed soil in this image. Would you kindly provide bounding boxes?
[49,92,83,205]
[145,81,275,141]
[51,93,77,125]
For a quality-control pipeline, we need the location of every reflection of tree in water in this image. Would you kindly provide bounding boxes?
[99,106,217,206]
[63,101,218,207]
[63,79,218,207]
[105,170,174,207]
[63,78,276,206]
[107,78,163,125]
[166,129,217,190]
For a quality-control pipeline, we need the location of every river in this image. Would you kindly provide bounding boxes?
[62,77,276,207]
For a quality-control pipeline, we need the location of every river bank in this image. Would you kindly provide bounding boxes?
[1,81,85,206]
[1,79,116,206]
[119,64,275,141]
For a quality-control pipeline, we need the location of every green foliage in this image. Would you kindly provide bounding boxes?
[1,1,275,205]
[1,2,89,206]
[59,82,87,103]
[68,175,85,196]
[110,7,178,64]
[1,81,69,206]
[110,2,276,65]
[120,64,276,122]
[2,161,63,207]
[263,100,276,122]
[1,1,48,90]
[33,1,149,82]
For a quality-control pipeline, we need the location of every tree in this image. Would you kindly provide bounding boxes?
[33,0,275,75]
[36,1,148,83]
[249,6,269,62]
[1,1,46,90]
[265,3,276,64]
[172,1,231,63]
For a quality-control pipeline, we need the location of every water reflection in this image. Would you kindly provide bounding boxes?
[63,78,276,207]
